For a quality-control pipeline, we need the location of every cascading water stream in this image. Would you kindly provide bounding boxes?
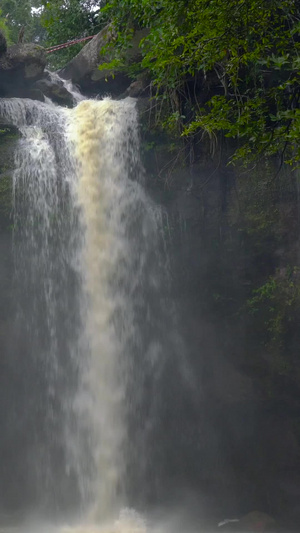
[68,98,164,519]
[0,95,169,530]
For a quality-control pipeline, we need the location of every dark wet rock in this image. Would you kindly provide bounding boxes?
[0,43,46,98]
[26,87,45,102]
[0,43,46,78]
[34,78,74,107]
[124,72,150,98]
[219,512,277,531]
[239,511,277,531]
[0,30,7,57]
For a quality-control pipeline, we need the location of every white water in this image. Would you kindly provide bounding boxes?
[46,71,84,104]
[0,95,166,530]
[67,98,164,519]
[70,99,140,517]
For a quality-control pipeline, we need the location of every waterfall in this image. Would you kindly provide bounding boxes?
[0,96,167,527]
[68,98,163,519]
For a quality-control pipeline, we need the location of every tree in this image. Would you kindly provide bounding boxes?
[0,0,45,43]
[99,0,300,168]
[0,8,10,43]
[41,0,103,68]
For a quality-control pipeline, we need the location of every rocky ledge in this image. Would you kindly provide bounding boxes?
[0,27,150,104]
[0,31,46,99]
[0,31,75,105]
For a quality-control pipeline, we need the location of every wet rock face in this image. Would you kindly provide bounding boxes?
[0,30,7,57]
[219,511,277,531]
[34,77,75,107]
[0,43,47,97]
[0,43,46,78]
[58,25,114,84]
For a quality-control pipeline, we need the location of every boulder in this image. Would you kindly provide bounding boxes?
[219,512,277,531]
[0,43,46,98]
[0,43,46,79]
[0,30,7,57]
[124,72,150,98]
[59,25,114,84]
[34,77,74,107]
[239,511,277,531]
[59,25,148,97]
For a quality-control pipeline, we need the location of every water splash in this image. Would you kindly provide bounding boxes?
[62,509,147,533]
[45,71,85,105]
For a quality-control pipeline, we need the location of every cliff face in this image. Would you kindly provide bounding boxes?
[142,132,300,523]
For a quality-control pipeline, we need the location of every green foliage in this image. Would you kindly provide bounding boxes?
[41,0,103,68]
[247,268,300,363]
[100,0,300,167]
[0,8,10,42]
[0,0,45,44]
